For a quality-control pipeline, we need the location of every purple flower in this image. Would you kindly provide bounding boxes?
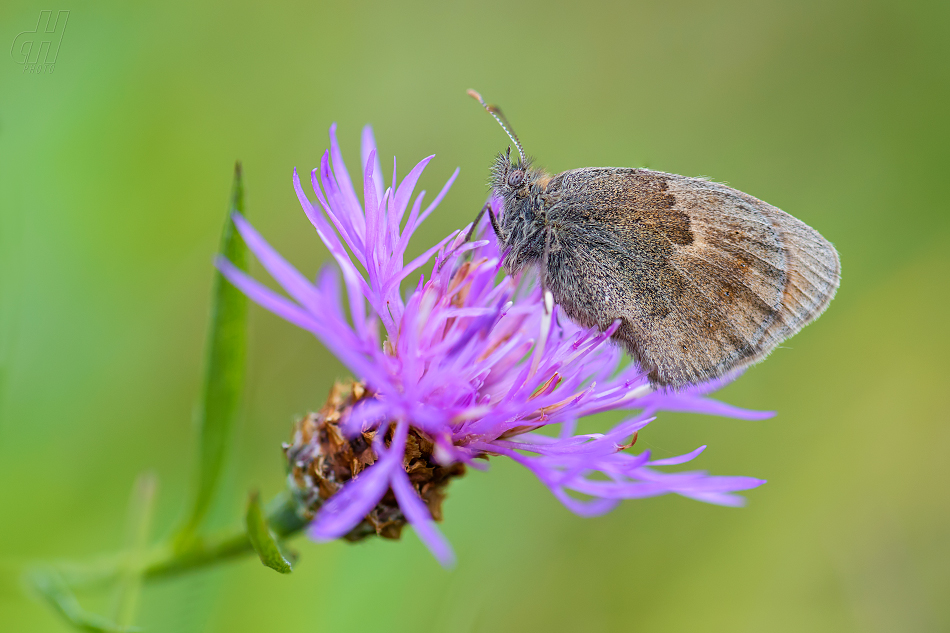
[217,124,770,567]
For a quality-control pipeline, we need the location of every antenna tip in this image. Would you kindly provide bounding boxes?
[467,89,485,103]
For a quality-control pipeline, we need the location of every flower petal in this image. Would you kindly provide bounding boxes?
[361,125,385,204]
[391,468,456,568]
[648,445,706,466]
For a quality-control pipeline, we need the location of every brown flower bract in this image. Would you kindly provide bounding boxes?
[284,380,466,541]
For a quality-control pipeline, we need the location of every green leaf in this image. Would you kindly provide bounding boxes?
[245,491,294,574]
[113,472,158,628]
[180,162,249,541]
[30,570,139,633]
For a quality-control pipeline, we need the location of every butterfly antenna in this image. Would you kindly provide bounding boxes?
[468,89,526,164]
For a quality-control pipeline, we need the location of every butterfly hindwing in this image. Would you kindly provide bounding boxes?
[542,168,839,388]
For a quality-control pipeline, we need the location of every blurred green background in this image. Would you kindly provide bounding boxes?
[2,0,948,631]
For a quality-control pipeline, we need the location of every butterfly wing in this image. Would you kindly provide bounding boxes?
[543,168,840,389]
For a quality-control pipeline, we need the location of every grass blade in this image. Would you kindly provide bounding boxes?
[30,570,139,633]
[180,162,249,540]
[113,472,158,628]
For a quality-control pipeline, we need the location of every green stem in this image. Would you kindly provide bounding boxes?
[144,493,307,581]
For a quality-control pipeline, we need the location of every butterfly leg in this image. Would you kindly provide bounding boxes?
[539,227,554,314]
[464,201,492,243]
[439,201,504,272]
[487,204,505,243]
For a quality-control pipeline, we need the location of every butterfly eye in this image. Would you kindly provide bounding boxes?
[508,170,525,188]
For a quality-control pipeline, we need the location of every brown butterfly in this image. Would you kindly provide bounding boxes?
[468,90,840,390]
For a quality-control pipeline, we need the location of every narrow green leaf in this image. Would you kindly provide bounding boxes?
[30,570,139,633]
[245,491,293,574]
[180,162,249,540]
[113,472,158,628]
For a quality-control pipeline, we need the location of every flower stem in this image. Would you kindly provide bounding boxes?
[144,492,306,581]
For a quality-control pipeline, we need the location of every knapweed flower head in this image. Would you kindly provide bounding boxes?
[217,124,770,567]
